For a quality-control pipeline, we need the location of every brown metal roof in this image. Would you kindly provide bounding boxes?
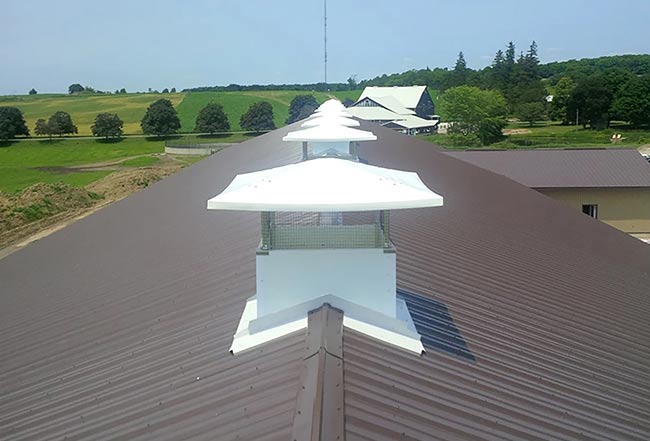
[444,148,650,188]
[1,123,650,440]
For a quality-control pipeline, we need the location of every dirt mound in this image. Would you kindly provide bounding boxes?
[0,155,189,255]
[87,164,181,201]
[0,183,102,235]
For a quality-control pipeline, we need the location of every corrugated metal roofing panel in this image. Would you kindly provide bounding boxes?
[445,148,650,188]
[344,128,650,441]
[0,130,307,440]
[1,122,649,440]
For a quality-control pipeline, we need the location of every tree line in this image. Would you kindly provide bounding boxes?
[0,99,282,141]
[417,44,650,146]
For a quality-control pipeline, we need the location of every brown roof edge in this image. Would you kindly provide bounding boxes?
[291,304,345,441]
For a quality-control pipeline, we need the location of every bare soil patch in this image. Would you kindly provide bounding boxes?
[0,154,191,258]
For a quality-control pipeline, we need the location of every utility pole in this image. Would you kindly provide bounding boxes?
[576,108,579,127]
[324,0,328,86]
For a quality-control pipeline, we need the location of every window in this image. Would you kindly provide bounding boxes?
[582,204,598,218]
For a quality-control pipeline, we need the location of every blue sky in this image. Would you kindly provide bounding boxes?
[2,0,649,94]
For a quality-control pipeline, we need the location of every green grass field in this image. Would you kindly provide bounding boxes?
[0,137,166,193]
[503,121,650,147]
[423,121,650,149]
[0,89,366,194]
[0,93,184,136]
[1,90,363,136]
[176,90,361,132]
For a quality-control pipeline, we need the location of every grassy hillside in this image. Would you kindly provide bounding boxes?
[177,90,361,132]
[0,89,366,193]
[1,90,363,136]
[0,93,184,136]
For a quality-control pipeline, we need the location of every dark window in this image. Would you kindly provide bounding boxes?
[582,204,598,218]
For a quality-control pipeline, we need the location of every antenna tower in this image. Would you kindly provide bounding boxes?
[324,0,328,85]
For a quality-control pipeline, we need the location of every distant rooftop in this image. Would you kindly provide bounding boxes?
[444,148,650,188]
[358,85,428,109]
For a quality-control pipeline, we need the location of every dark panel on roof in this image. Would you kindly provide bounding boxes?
[398,289,473,361]
[444,148,650,188]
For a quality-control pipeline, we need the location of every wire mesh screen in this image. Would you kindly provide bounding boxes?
[261,211,389,250]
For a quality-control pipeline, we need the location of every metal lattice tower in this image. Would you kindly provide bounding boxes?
[324,0,328,85]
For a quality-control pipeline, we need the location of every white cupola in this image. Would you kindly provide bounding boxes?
[207,100,444,353]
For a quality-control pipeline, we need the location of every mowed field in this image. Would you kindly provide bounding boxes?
[0,93,184,136]
[1,90,362,136]
[177,90,361,132]
[0,90,364,193]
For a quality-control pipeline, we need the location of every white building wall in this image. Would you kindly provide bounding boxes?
[256,248,396,318]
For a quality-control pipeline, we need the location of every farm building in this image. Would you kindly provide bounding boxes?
[346,86,438,135]
[445,148,650,241]
[1,112,649,440]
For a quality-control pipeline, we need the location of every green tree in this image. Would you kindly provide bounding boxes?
[490,49,507,90]
[446,51,468,89]
[516,102,546,126]
[440,86,507,145]
[0,107,30,141]
[68,83,85,94]
[194,103,230,134]
[508,42,545,105]
[602,67,634,97]
[548,76,575,123]
[34,118,52,139]
[567,76,614,129]
[286,95,318,124]
[48,111,77,136]
[162,88,169,94]
[29,88,37,95]
[120,88,127,94]
[141,99,181,136]
[612,75,650,127]
[170,87,176,93]
[240,102,276,132]
[347,75,358,90]
[91,113,124,139]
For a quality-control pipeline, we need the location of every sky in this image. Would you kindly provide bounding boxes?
[2,0,650,95]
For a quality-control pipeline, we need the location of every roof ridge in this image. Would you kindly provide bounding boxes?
[291,304,345,440]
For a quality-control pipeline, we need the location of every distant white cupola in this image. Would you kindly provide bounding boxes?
[284,100,369,159]
[207,99,444,353]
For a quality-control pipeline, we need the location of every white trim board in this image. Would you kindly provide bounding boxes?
[229,294,424,355]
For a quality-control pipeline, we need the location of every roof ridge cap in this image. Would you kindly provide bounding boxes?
[291,304,345,440]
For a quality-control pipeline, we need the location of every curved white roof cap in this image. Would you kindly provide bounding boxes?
[312,109,353,118]
[301,116,360,127]
[207,158,443,212]
[283,125,376,142]
[317,99,346,112]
